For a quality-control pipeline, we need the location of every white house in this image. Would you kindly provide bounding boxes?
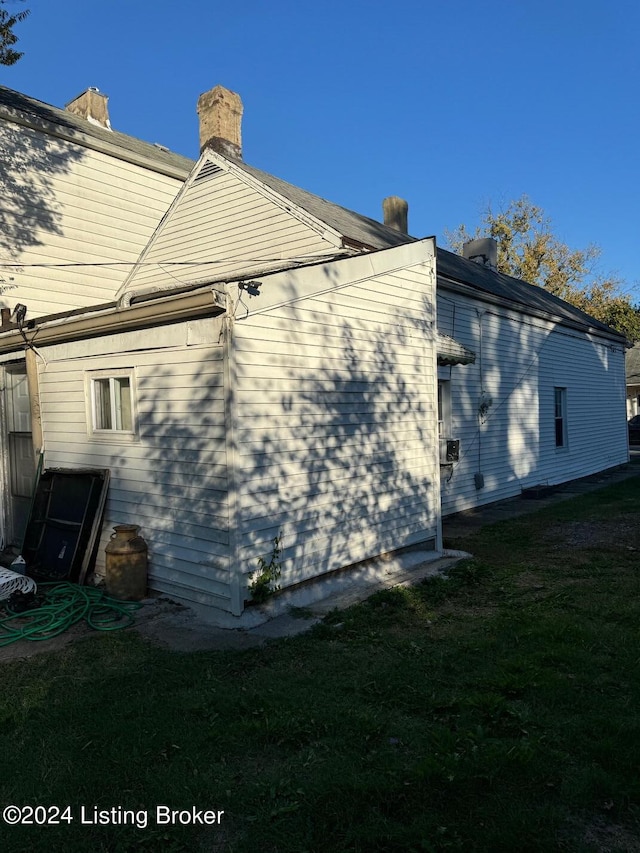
[0,85,192,318]
[0,84,629,616]
[0,240,444,616]
[0,84,194,540]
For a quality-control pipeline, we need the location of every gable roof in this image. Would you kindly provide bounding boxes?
[230,158,625,342]
[6,82,616,343]
[0,85,193,179]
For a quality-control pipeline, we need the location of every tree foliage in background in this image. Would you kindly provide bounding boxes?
[446,195,640,342]
[0,1,28,66]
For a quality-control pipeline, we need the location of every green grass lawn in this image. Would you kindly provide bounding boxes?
[2,479,640,852]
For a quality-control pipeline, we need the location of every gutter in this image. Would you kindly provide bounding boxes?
[0,286,225,355]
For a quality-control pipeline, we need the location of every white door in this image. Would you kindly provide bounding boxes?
[5,364,35,546]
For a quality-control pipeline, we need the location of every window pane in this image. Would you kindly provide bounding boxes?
[91,374,133,433]
[114,377,132,431]
[556,388,562,418]
[94,379,112,429]
[438,380,451,438]
[554,387,566,447]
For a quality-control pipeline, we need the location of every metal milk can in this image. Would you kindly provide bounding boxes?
[105,524,148,601]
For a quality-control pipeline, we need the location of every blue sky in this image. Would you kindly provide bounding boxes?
[4,0,639,296]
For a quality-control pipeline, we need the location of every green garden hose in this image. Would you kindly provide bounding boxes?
[0,582,141,647]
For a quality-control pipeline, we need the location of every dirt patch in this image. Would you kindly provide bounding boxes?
[0,596,188,665]
[543,516,640,550]
[563,816,640,852]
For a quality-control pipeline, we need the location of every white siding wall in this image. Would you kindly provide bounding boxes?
[118,161,338,298]
[0,120,183,317]
[232,256,440,597]
[35,319,232,611]
[437,290,629,515]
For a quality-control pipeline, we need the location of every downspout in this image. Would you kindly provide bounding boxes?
[25,346,44,462]
[474,309,486,490]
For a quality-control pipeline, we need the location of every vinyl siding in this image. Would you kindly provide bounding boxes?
[232,258,440,596]
[36,321,232,611]
[118,160,339,298]
[437,289,628,515]
[0,120,182,317]
[29,244,439,615]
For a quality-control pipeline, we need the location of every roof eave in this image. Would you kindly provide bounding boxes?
[0,99,193,181]
[438,274,627,345]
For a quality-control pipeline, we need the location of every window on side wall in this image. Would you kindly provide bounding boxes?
[438,379,460,464]
[86,369,137,440]
[554,387,567,448]
[438,379,451,439]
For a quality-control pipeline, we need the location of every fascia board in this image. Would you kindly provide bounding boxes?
[228,237,437,319]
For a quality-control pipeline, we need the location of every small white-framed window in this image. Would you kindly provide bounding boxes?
[86,369,137,440]
[554,387,567,448]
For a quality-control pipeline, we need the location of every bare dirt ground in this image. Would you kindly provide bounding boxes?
[542,515,640,550]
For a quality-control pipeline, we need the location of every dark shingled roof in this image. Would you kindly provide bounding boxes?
[434,248,623,339]
[626,343,640,383]
[232,158,625,341]
[0,85,193,177]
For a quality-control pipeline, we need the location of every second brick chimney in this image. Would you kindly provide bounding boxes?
[197,85,243,159]
[382,196,409,234]
[65,87,111,130]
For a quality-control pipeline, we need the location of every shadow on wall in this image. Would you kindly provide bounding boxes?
[0,91,84,278]
[122,345,231,605]
[231,263,439,591]
[439,297,627,513]
[98,260,440,609]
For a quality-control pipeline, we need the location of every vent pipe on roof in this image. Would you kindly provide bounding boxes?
[65,87,111,130]
[382,196,409,234]
[197,85,243,159]
[463,237,498,271]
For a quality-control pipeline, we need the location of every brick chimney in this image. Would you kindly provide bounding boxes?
[197,85,243,159]
[65,88,111,130]
[382,196,409,234]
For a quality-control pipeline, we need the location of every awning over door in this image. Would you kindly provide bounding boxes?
[437,332,476,366]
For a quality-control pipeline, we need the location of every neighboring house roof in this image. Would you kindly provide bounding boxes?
[232,158,626,342]
[0,85,193,179]
[626,343,640,384]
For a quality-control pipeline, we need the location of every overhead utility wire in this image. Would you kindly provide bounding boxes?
[0,256,340,269]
